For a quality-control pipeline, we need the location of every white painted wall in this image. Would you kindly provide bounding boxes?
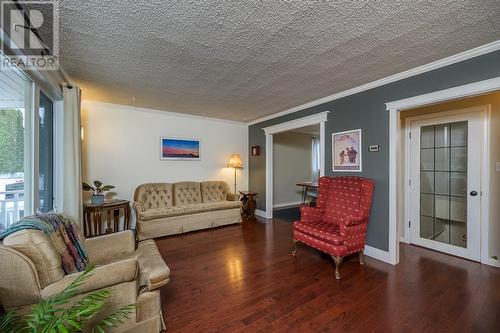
[81,101,248,224]
[273,131,312,207]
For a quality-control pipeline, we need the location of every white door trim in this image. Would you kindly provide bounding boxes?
[263,111,329,218]
[386,76,500,265]
[406,108,487,261]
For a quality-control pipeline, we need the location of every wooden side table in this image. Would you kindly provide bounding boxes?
[83,199,131,238]
[296,181,319,205]
[239,191,258,219]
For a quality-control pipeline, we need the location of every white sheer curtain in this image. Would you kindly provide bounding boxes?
[59,86,83,224]
[311,137,320,182]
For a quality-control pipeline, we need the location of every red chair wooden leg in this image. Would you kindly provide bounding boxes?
[292,239,298,256]
[332,256,343,279]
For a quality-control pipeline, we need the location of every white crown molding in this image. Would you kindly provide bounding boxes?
[263,111,329,135]
[385,77,500,111]
[248,40,500,126]
[81,100,248,126]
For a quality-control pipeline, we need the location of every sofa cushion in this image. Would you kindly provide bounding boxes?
[134,183,173,209]
[293,221,344,245]
[173,182,202,206]
[139,201,241,221]
[201,181,230,203]
[3,229,65,288]
[41,258,138,299]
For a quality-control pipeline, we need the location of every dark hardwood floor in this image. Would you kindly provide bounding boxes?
[156,218,500,333]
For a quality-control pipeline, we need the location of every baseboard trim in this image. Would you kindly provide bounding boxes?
[364,245,391,264]
[399,236,410,244]
[482,257,500,268]
[273,201,302,209]
[255,209,267,218]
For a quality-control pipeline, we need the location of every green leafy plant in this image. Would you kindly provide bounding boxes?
[0,265,134,333]
[82,180,115,196]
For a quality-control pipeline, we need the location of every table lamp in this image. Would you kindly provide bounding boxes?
[227,154,243,194]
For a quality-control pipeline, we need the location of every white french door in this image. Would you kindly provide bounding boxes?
[408,110,483,261]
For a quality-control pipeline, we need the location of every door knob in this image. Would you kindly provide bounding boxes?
[470,191,478,196]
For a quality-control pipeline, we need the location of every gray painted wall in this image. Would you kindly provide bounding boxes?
[249,50,500,252]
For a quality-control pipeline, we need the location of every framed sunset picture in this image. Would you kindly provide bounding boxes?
[160,137,201,160]
[332,129,362,172]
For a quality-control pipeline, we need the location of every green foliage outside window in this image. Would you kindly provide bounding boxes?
[0,109,24,175]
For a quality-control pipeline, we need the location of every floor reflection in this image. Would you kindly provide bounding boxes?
[225,250,243,283]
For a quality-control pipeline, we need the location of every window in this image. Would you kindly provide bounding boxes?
[38,91,54,213]
[0,55,57,230]
[311,137,320,182]
[0,66,31,230]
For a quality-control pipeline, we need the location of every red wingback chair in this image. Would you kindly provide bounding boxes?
[292,176,375,279]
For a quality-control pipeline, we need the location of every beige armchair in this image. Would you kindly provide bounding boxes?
[0,229,170,333]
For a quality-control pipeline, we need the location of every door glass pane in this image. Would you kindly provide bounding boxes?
[435,195,450,220]
[451,122,467,147]
[420,172,434,194]
[420,216,434,239]
[420,149,434,171]
[451,147,467,172]
[419,121,467,248]
[420,126,434,148]
[434,218,450,243]
[420,194,434,217]
[450,172,466,197]
[434,148,449,171]
[0,68,31,231]
[435,172,449,195]
[39,92,53,213]
[435,124,450,148]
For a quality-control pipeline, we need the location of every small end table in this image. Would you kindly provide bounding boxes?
[296,181,319,205]
[239,191,258,219]
[83,199,131,238]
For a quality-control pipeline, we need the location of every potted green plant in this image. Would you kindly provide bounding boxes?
[82,180,115,204]
[0,265,134,333]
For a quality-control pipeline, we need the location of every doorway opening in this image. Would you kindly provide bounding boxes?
[263,111,329,219]
[402,107,485,261]
[272,124,320,222]
[394,89,500,267]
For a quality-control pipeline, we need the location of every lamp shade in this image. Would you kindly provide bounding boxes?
[227,154,243,168]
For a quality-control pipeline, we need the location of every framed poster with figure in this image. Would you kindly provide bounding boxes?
[332,129,362,172]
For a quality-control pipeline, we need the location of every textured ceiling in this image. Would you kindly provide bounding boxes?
[55,0,500,122]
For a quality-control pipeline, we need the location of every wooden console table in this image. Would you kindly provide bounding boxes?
[296,181,319,205]
[240,191,258,219]
[83,199,131,238]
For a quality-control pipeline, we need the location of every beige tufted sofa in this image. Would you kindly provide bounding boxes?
[0,229,170,333]
[133,181,242,240]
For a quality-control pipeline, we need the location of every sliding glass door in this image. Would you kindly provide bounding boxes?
[0,59,56,230]
[0,68,32,230]
[38,91,54,213]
